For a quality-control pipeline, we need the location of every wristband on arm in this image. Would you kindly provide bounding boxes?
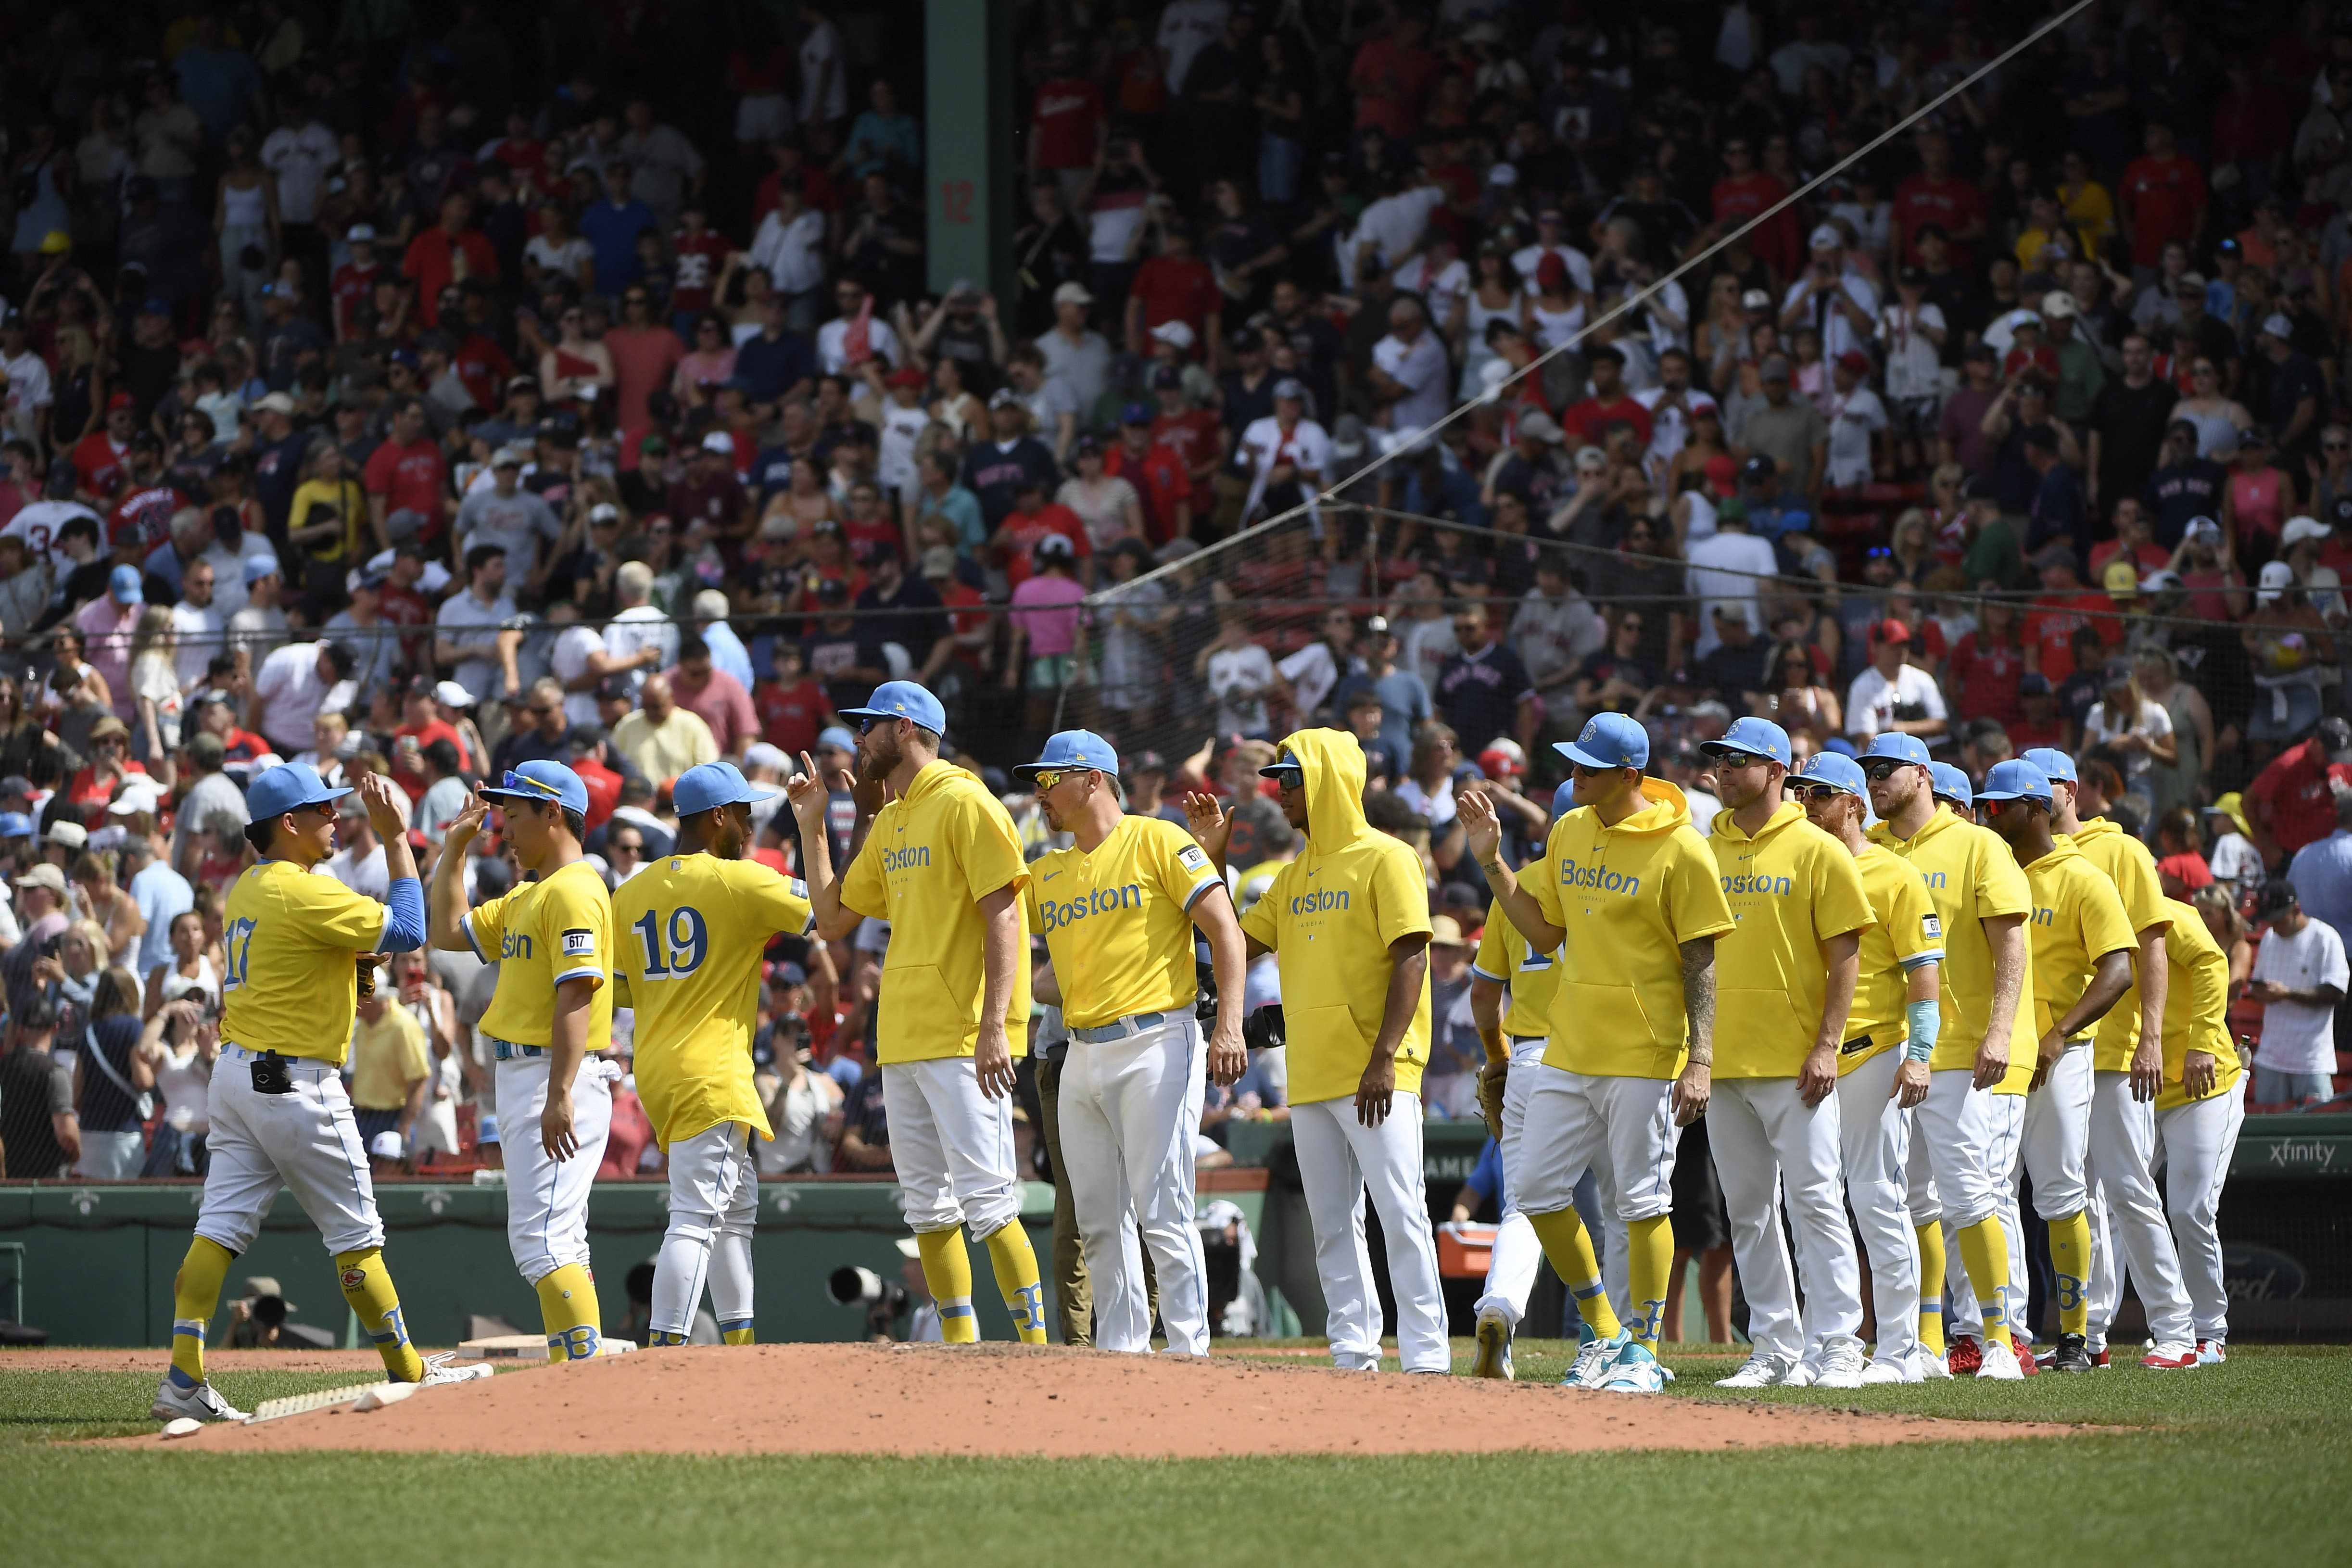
[1905,997,1940,1063]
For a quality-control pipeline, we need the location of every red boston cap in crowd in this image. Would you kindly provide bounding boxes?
[1872,618,1911,645]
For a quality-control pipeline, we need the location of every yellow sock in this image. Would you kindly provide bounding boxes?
[916,1228,977,1342]
[1626,1215,1675,1352]
[982,1221,1049,1344]
[1915,1222,1947,1355]
[1956,1218,2014,1349]
[535,1263,603,1361]
[2048,1209,2092,1336]
[720,1323,755,1346]
[168,1237,235,1389]
[1528,1208,1621,1339]
[334,1247,427,1383]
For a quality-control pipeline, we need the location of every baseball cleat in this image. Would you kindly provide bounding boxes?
[152,1375,249,1424]
[1860,1355,1914,1385]
[1715,1351,1805,1388]
[2196,1339,2227,1365]
[1912,1345,1954,1381]
[1469,1308,1515,1380]
[1564,1327,1629,1389]
[1945,1336,1983,1376]
[1599,1342,1666,1394]
[2142,1342,2200,1370]
[2051,1333,2094,1373]
[419,1361,495,1387]
[1975,1339,2025,1380]
[1813,1335,1868,1389]
[2014,1342,2040,1375]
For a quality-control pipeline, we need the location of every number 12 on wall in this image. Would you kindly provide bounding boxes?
[940,179,973,223]
[633,907,708,978]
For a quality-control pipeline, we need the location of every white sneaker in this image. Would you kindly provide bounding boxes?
[1599,1342,1666,1393]
[1860,1355,1910,1385]
[419,1361,494,1387]
[1976,1339,2025,1380]
[1813,1336,1868,1389]
[1566,1329,1629,1389]
[1469,1308,1515,1381]
[152,1375,248,1424]
[1913,1344,1953,1381]
[1716,1351,1804,1388]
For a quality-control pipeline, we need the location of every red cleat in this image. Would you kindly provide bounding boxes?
[1946,1336,1983,1375]
[2015,1342,2040,1375]
[2094,1349,2111,1368]
[2142,1344,2200,1370]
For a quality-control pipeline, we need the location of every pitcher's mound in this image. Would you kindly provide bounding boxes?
[127,1343,2072,1456]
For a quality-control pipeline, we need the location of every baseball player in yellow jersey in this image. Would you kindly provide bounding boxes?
[2030,749,2203,1369]
[1793,751,1944,1383]
[1978,758,2137,1372]
[1861,733,2035,1380]
[156,765,490,1423]
[428,760,620,1363]
[2150,894,2246,1366]
[1461,712,1736,1395]
[1689,720,1874,1390]
[611,762,816,1347]
[1224,729,1443,1372]
[1014,730,1247,1355]
[790,681,1047,1344]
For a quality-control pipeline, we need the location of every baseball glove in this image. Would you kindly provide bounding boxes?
[1477,1058,1507,1140]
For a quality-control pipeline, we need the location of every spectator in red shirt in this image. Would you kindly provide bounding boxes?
[991,475,1092,590]
[1710,135,1801,283]
[669,201,730,329]
[1105,400,1192,541]
[753,641,832,755]
[1559,346,1652,450]
[2120,121,2208,271]
[2246,718,2352,866]
[1029,44,1105,199]
[1349,13,1441,141]
[1148,369,1224,514]
[665,635,758,759]
[72,394,137,499]
[1125,222,1221,360]
[363,398,451,548]
[1892,129,1988,270]
[106,433,186,558]
[401,190,499,329]
[330,226,382,340]
[1947,596,2029,726]
[2023,547,2117,683]
[391,684,465,798]
[2087,497,2171,579]
[604,283,685,435]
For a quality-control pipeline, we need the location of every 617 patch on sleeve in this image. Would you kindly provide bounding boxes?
[561,928,597,957]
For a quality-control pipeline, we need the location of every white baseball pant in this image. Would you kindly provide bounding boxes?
[650,1120,759,1340]
[1831,1050,1919,1365]
[1290,1093,1448,1372]
[2081,1070,2196,1349]
[885,1056,1024,1239]
[496,1053,618,1282]
[1913,1075,2026,1340]
[1517,1067,1670,1337]
[195,1045,383,1256]
[2021,1044,2094,1218]
[1054,1015,1212,1355]
[2155,1090,2245,1346]
[1474,1036,1616,1330]
[1707,1075,1862,1359]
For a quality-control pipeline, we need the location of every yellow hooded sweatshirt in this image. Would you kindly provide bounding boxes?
[1530,777,1735,1080]
[1707,800,1874,1077]
[1239,729,1434,1106]
[2154,897,2243,1111]
[2059,816,2169,1070]
[1868,808,2036,1093]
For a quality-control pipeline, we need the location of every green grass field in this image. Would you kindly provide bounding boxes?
[3,1343,2346,1567]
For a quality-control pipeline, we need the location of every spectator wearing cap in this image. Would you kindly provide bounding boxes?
[74,565,147,719]
[1823,350,1888,489]
[1482,407,1568,515]
[1235,378,1330,527]
[1007,533,1089,731]
[2081,658,2179,809]
[611,671,719,788]
[1687,483,1779,660]
[2256,314,2325,468]
[1367,294,1449,432]
[2143,417,2228,550]
[1125,217,1220,363]
[1330,617,1432,778]
[1037,281,1113,413]
[107,429,190,562]
[961,391,1063,531]
[2249,717,2352,867]
[2246,878,2349,1107]
[1740,356,1828,499]
[990,470,1092,591]
[1845,619,1947,748]
[455,448,564,591]
[494,677,579,776]
[668,431,754,544]
[1781,223,1877,362]
[799,580,894,713]
[1561,346,1653,453]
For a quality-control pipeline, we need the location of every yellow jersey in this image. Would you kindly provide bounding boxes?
[1470,905,1559,1040]
[2018,838,2138,1044]
[221,860,396,1065]
[463,859,615,1050]
[2155,897,2245,1111]
[1530,777,1736,1080]
[1237,729,1432,1106]
[349,1001,431,1110]
[612,854,815,1150]
[2062,818,2169,1070]
[1869,809,2035,1092]
[839,760,1033,1064]
[1842,841,1945,1073]
[1024,816,1222,1030]
[1707,802,1874,1078]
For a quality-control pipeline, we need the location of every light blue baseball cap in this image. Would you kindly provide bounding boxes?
[1794,752,1865,795]
[1551,781,1577,819]
[479,759,589,816]
[816,726,857,753]
[2022,747,2077,784]
[1555,711,1649,771]
[837,679,946,735]
[673,760,775,818]
[1977,759,2053,805]
[1861,733,1933,767]
[1700,716,1792,768]
[0,810,36,837]
[248,761,354,822]
[1014,729,1119,783]
[109,564,143,604]
[1929,761,1974,808]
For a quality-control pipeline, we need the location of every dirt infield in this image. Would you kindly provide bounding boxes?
[93,1343,2075,1456]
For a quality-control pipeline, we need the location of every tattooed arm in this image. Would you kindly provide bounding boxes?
[1673,936,1716,1125]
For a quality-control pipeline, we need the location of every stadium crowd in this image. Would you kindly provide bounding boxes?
[0,0,2348,1194]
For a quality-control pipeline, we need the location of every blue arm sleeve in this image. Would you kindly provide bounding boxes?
[1905,997,1941,1063]
[379,877,427,953]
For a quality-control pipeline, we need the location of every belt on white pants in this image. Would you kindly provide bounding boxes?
[1069,1010,1172,1045]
